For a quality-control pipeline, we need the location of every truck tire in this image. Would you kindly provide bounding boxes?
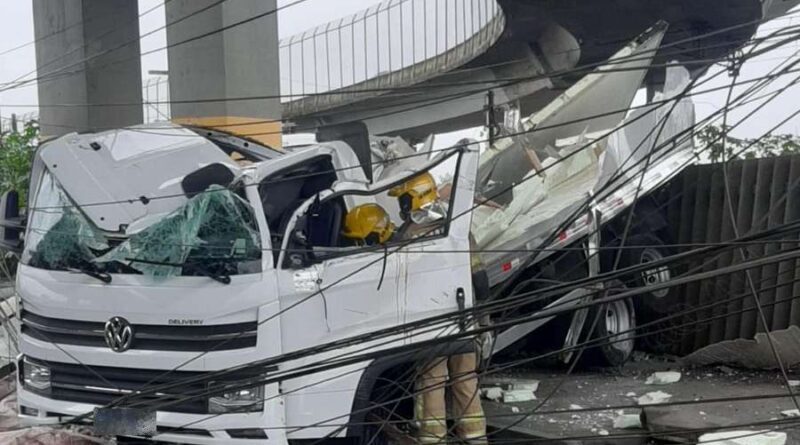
[617,233,674,315]
[581,283,636,367]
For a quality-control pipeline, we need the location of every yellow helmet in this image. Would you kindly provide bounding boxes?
[342,204,395,245]
[389,172,438,218]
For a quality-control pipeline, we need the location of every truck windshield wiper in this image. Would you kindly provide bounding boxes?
[124,258,232,285]
[68,264,112,284]
[183,262,232,285]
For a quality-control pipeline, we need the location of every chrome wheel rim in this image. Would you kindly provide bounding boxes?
[640,247,670,298]
[605,300,634,355]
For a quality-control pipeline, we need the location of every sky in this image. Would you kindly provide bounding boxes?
[1,0,799,140]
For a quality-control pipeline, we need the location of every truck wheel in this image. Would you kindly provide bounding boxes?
[619,234,674,314]
[582,285,636,367]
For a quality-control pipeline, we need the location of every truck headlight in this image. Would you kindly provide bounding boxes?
[22,358,51,393]
[208,384,264,414]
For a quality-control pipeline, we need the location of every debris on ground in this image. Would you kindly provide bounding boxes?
[637,390,672,405]
[698,431,787,445]
[483,358,800,443]
[481,379,539,403]
[481,386,503,402]
[613,412,643,429]
[503,389,537,403]
[780,409,799,418]
[683,326,800,369]
[642,405,734,442]
[0,379,106,444]
[0,426,108,445]
[645,371,682,385]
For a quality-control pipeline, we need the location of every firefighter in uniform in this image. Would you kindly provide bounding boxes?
[341,175,487,443]
[389,173,488,444]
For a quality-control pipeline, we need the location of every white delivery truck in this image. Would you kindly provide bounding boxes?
[2,23,696,444]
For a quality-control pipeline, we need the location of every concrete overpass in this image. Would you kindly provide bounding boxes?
[281,0,800,141]
[32,1,798,140]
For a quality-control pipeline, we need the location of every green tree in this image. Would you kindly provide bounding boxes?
[0,120,39,206]
[698,124,800,163]
[0,120,38,280]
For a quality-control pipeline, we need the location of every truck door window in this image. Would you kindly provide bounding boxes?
[259,156,338,264]
[283,154,460,269]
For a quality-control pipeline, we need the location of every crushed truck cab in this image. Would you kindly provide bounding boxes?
[15,124,479,443]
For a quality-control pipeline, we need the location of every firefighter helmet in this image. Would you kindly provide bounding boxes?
[389,172,438,219]
[342,203,395,245]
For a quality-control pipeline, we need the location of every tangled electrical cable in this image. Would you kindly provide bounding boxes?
[7,8,800,444]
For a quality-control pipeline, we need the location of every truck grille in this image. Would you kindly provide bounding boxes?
[24,359,268,414]
[21,310,257,351]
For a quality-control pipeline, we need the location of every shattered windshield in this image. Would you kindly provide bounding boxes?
[24,171,262,278]
[24,171,109,271]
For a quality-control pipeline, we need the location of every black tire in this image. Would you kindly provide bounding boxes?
[580,282,637,367]
[617,233,675,315]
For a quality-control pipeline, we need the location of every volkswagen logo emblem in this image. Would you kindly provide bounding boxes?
[104,317,134,352]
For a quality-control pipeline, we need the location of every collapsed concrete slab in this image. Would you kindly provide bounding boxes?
[698,431,786,445]
[683,327,800,369]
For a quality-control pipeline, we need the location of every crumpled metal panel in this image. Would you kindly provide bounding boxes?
[657,155,800,356]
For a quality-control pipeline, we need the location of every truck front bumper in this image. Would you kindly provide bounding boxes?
[17,367,283,445]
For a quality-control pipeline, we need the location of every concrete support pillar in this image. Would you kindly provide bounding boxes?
[165,0,282,148]
[32,0,143,137]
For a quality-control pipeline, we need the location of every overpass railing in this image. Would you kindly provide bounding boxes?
[280,0,505,117]
[142,76,171,124]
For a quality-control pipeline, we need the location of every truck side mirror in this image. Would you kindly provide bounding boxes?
[0,191,23,253]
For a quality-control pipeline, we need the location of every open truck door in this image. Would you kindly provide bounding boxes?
[267,142,478,440]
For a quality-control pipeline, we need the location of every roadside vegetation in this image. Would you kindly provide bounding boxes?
[0,120,38,280]
[698,124,800,163]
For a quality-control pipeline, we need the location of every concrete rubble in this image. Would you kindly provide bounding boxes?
[613,412,643,429]
[642,405,734,443]
[481,379,539,403]
[684,327,800,369]
[698,431,787,445]
[0,380,105,445]
[637,390,672,405]
[645,371,681,385]
[502,389,537,403]
[481,386,503,402]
